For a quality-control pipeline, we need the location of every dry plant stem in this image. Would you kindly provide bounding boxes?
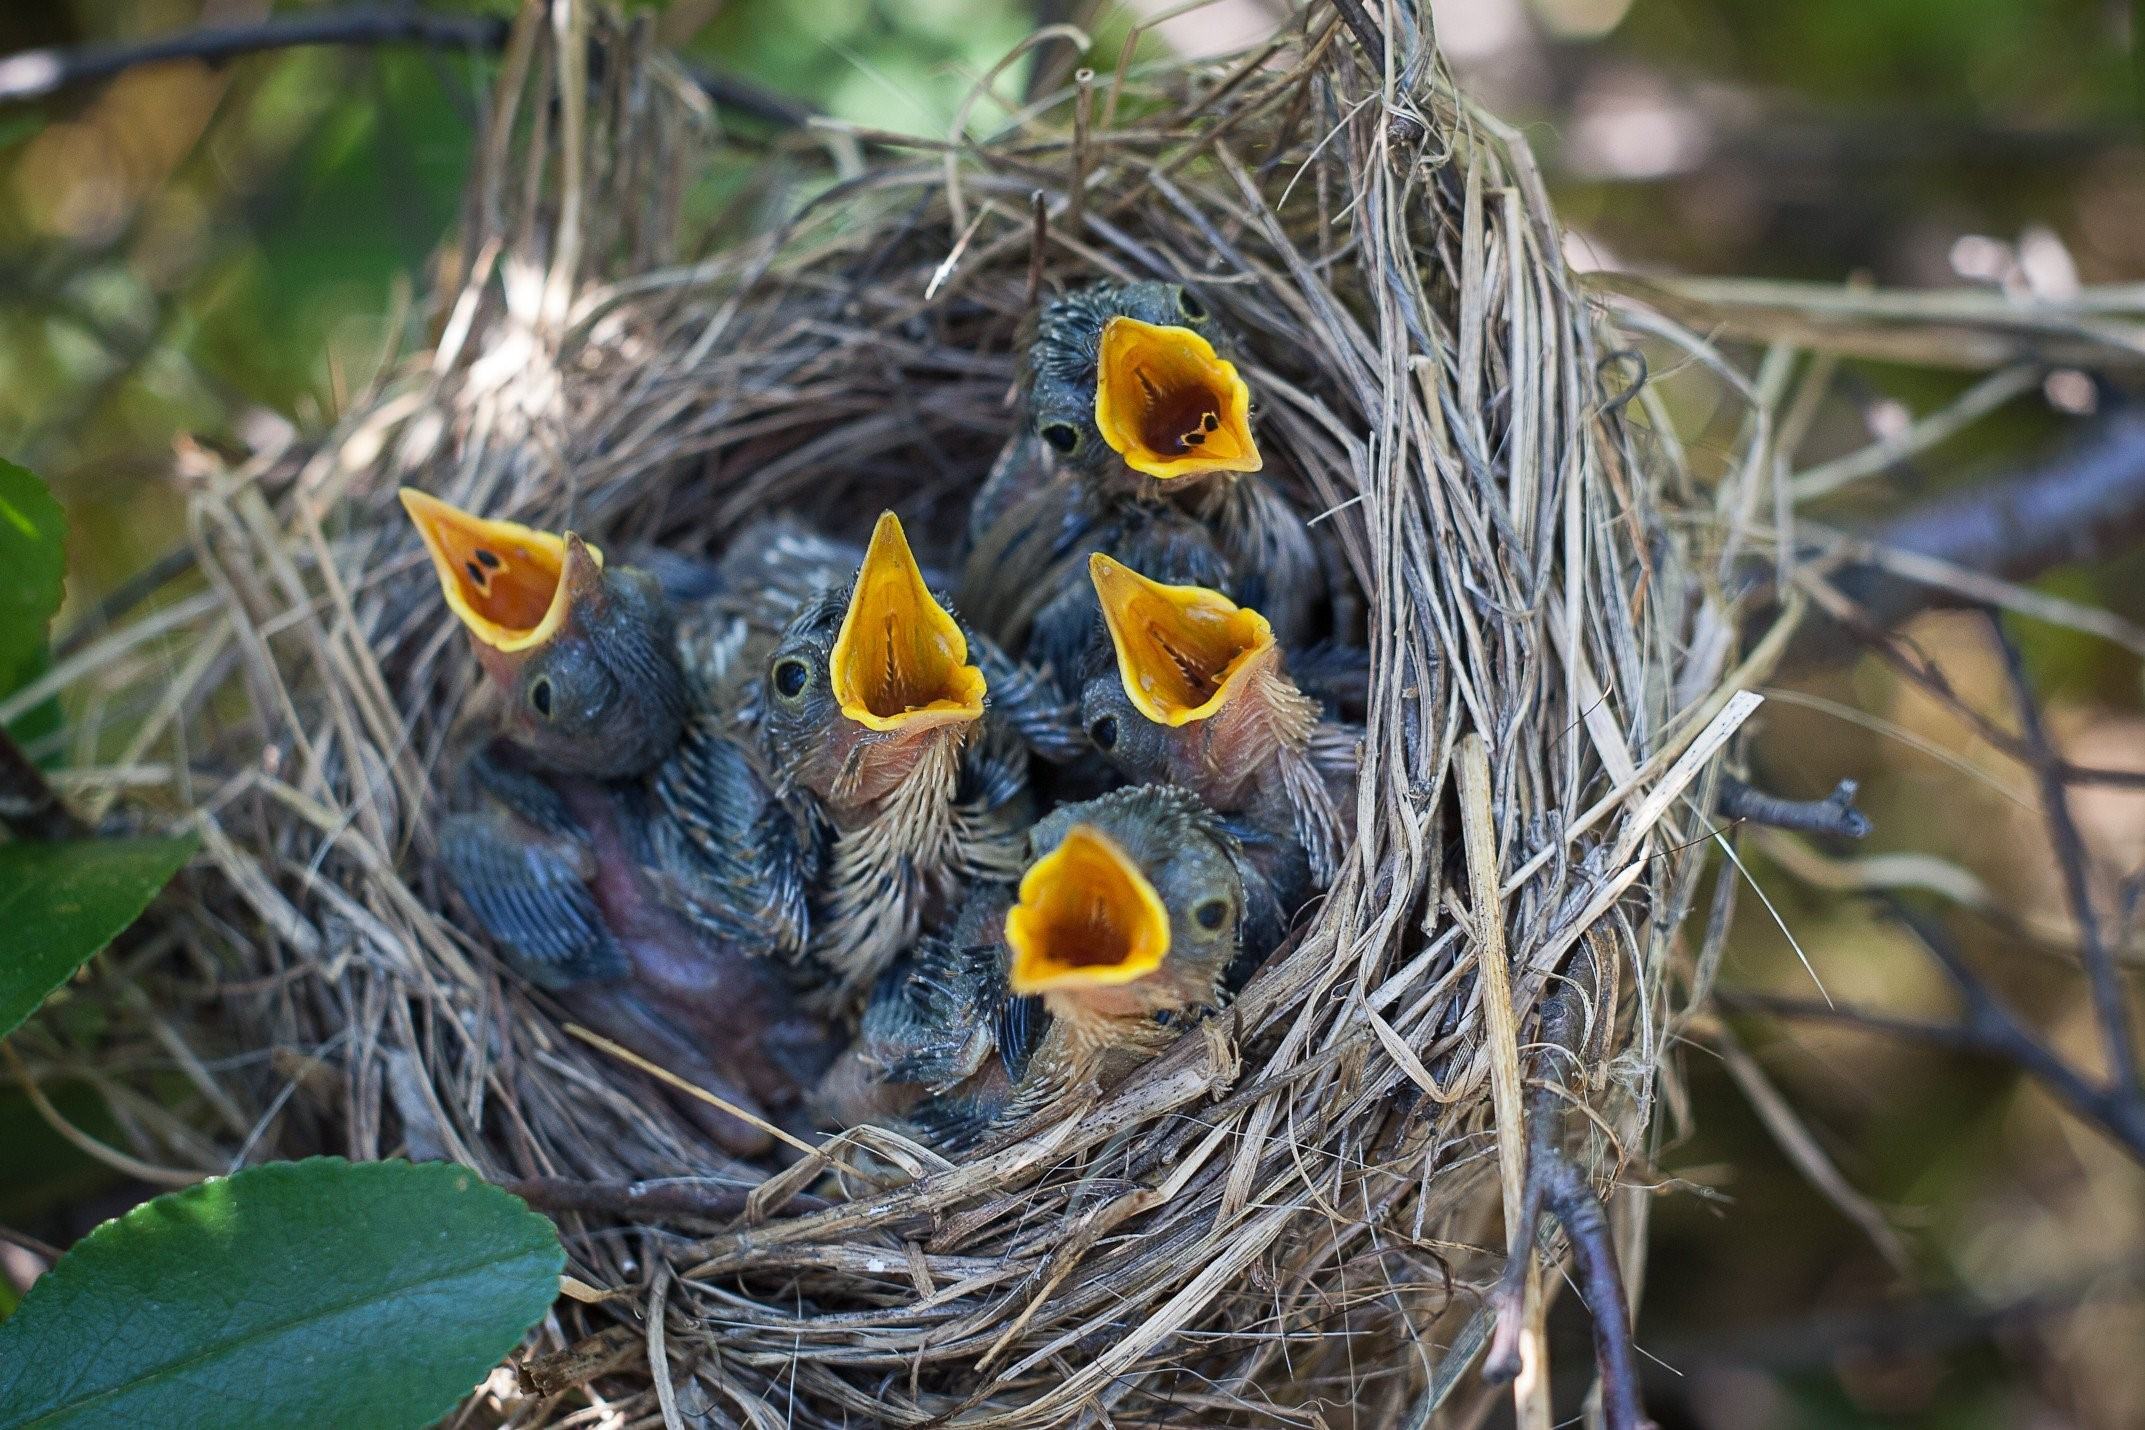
[1716,776,1870,840]
[1454,735,1545,1430]
[0,724,86,840]
[1482,949,1652,1430]
[0,7,811,128]
[1987,614,2141,1093]
[500,1176,829,1223]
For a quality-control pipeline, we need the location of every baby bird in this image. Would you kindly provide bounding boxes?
[963,280,1320,658]
[403,491,831,1156]
[822,785,1250,1151]
[756,511,1076,1007]
[1081,553,1356,886]
[401,489,687,778]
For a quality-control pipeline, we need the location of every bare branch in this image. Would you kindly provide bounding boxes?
[1728,904,2145,1164]
[1986,615,2139,1091]
[1481,947,1655,1430]
[0,9,813,129]
[1718,776,1870,840]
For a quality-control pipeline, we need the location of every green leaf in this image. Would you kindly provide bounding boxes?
[0,1158,563,1430]
[0,459,66,701]
[0,835,198,1041]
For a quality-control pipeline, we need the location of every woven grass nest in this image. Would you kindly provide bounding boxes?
[36,4,1786,1424]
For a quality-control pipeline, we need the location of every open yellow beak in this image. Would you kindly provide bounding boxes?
[1093,316,1260,480]
[1089,553,1275,727]
[1005,825,1172,994]
[831,511,987,734]
[399,488,604,654]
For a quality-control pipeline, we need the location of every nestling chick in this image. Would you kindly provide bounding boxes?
[402,489,688,777]
[439,742,831,1158]
[821,785,1250,1150]
[757,511,1077,1006]
[965,280,1320,650]
[404,492,831,1153]
[1082,553,1357,884]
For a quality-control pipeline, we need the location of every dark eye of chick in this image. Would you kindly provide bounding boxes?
[772,657,810,700]
[1176,288,1208,322]
[1089,714,1119,751]
[1040,422,1080,455]
[529,677,554,718]
[1194,897,1230,931]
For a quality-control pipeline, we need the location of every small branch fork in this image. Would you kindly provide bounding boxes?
[1718,776,1870,840]
[1482,944,1656,1430]
[0,7,813,129]
[1726,613,2145,1166]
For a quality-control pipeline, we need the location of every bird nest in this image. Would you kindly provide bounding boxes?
[30,4,1785,1425]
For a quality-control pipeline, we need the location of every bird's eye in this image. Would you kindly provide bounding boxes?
[1176,287,1208,322]
[772,657,811,700]
[1194,897,1231,931]
[1089,715,1119,752]
[529,677,554,719]
[1040,422,1081,455]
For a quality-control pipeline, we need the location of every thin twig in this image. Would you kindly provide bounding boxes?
[0,8,812,128]
[1482,948,1654,1430]
[1717,776,1870,840]
[1732,905,2145,1163]
[1988,616,2137,1092]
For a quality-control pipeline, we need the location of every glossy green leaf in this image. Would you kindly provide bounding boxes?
[0,834,197,1041]
[0,1158,562,1430]
[0,458,65,701]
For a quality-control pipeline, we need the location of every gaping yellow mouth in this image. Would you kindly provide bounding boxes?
[1089,553,1275,727]
[1005,825,1172,993]
[1093,316,1261,481]
[399,488,603,654]
[831,511,987,734]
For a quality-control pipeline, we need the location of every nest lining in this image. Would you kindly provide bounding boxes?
[33,4,1774,1425]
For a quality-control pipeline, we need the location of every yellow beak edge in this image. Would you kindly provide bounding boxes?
[1005,825,1173,993]
[1093,316,1261,481]
[831,511,987,733]
[1089,553,1276,728]
[399,488,603,654]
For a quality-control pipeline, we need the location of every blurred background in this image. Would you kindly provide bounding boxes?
[1,2,2141,1426]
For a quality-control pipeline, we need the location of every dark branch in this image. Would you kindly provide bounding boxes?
[1730,905,2145,1165]
[1329,0,1390,76]
[1718,776,1871,840]
[1821,408,2145,635]
[1793,581,2145,788]
[1987,615,2139,1092]
[0,9,814,129]
[0,725,86,841]
[1481,947,1655,1430]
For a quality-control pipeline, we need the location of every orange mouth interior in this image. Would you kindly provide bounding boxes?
[1005,825,1172,993]
[1093,316,1261,480]
[399,488,601,653]
[831,511,987,733]
[1089,553,1275,727]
